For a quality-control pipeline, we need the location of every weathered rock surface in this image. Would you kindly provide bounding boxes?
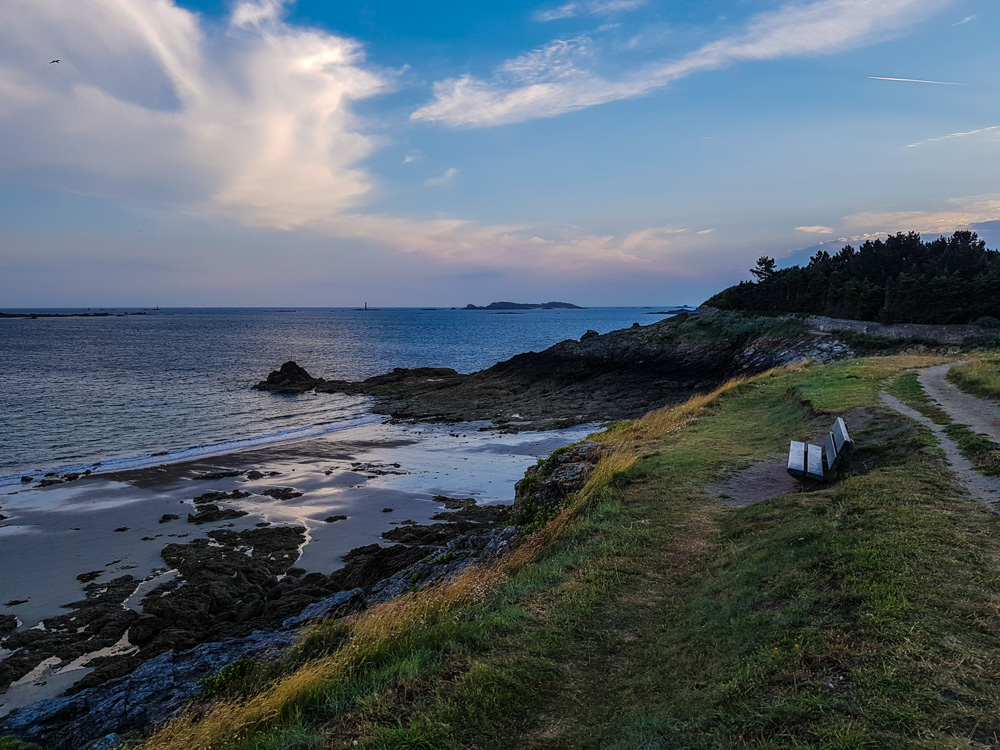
[186,504,248,524]
[260,487,303,501]
[513,441,609,519]
[254,315,855,430]
[0,630,294,749]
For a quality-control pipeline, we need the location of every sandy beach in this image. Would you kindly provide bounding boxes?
[0,417,595,717]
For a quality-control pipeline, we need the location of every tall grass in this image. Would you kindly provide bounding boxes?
[948,355,1000,400]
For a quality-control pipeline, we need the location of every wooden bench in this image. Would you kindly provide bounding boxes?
[787,417,853,481]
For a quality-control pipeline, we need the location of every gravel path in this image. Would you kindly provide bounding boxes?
[880,389,1000,507]
[918,363,1000,442]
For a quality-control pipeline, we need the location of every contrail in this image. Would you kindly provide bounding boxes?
[869,76,964,86]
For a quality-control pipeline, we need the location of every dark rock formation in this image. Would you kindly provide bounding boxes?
[193,470,243,481]
[260,487,303,501]
[255,361,318,390]
[513,441,609,521]
[186,504,248,524]
[192,490,251,505]
[0,630,295,749]
[252,316,854,431]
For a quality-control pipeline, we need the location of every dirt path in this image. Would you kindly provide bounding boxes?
[880,391,1000,506]
[918,363,1000,442]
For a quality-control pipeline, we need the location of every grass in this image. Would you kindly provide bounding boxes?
[948,356,1000,401]
[944,423,1000,476]
[886,372,951,424]
[634,311,809,349]
[131,354,1000,749]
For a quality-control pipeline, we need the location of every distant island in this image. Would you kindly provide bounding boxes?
[463,301,585,310]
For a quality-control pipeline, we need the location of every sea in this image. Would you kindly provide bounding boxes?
[0,306,688,485]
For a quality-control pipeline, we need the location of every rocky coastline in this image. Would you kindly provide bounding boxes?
[0,441,603,749]
[255,313,855,430]
[2,313,858,747]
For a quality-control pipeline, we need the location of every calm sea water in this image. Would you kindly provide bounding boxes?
[0,306,685,483]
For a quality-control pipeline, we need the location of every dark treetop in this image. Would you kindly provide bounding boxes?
[706,231,1000,325]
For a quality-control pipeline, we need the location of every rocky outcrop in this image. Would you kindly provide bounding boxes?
[0,630,295,748]
[254,361,321,391]
[513,441,609,522]
[253,315,855,431]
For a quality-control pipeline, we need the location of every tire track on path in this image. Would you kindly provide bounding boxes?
[918,363,1000,442]
[880,364,1000,506]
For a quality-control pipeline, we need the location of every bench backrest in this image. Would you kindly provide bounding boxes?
[831,417,852,453]
[788,418,853,482]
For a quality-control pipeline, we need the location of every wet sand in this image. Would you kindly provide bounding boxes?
[0,418,594,715]
[0,419,594,629]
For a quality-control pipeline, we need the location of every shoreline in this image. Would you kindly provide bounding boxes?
[0,410,381,490]
[0,417,597,723]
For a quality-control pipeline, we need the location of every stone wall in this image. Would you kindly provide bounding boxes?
[806,316,983,344]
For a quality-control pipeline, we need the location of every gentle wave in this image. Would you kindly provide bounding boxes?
[0,415,383,488]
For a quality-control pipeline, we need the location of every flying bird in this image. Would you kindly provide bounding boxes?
[49,59,61,64]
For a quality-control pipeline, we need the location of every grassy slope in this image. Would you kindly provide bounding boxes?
[948,356,1000,401]
[106,356,1000,749]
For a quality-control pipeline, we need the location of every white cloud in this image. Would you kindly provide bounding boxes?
[500,37,594,84]
[845,195,1000,235]
[905,125,1000,148]
[413,0,951,127]
[868,75,963,85]
[697,228,716,235]
[425,167,458,187]
[795,225,835,234]
[535,0,645,22]
[953,14,976,25]
[0,0,386,230]
[0,0,735,280]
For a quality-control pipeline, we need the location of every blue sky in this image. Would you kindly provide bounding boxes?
[1,0,997,307]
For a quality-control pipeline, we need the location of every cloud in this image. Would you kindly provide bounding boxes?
[0,0,744,282]
[953,14,976,25]
[535,0,645,22]
[0,0,392,231]
[795,225,835,234]
[868,75,963,85]
[425,167,458,186]
[413,0,950,127]
[845,194,1000,235]
[905,125,1000,148]
[499,36,595,84]
[697,228,716,235]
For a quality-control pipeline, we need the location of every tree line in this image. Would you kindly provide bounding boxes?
[705,231,1000,325]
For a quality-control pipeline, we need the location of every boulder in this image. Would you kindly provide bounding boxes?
[253,361,319,391]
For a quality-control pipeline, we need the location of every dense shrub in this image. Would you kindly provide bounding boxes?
[706,231,1000,324]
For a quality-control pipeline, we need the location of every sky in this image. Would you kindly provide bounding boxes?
[1,0,998,307]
